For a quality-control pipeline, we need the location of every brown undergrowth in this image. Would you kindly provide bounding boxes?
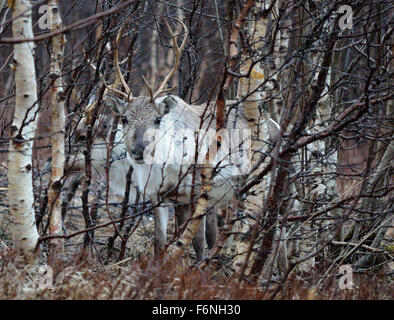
[0,246,392,300]
[0,165,392,300]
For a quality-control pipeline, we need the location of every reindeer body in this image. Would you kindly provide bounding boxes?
[108,94,253,260]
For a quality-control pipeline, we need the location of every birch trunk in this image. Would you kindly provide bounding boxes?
[232,1,270,274]
[47,0,66,271]
[8,0,39,260]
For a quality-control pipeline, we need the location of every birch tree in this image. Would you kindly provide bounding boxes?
[8,0,39,260]
[232,0,271,275]
[47,0,66,270]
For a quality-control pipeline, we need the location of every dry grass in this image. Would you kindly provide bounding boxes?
[0,166,392,300]
[0,202,393,299]
[0,245,392,300]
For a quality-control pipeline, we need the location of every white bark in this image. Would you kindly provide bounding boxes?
[47,0,66,266]
[8,0,39,258]
[0,0,6,12]
[233,1,271,274]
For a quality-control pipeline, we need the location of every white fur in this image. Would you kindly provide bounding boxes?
[125,97,278,208]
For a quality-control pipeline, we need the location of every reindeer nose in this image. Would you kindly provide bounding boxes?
[131,145,144,160]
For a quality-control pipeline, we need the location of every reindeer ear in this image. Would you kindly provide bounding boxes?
[104,95,126,115]
[155,95,179,116]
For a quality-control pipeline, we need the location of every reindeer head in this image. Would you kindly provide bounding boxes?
[100,17,188,165]
[106,95,179,164]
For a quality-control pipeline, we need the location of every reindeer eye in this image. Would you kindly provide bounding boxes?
[154,117,162,126]
[121,116,128,125]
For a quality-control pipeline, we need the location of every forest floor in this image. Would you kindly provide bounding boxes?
[0,161,393,300]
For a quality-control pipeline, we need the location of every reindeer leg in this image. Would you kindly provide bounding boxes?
[153,205,169,258]
[176,204,206,261]
[205,208,218,250]
[193,215,206,262]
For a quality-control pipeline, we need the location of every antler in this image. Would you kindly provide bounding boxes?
[99,19,134,102]
[113,23,133,101]
[144,17,188,102]
[84,21,133,122]
[87,20,133,102]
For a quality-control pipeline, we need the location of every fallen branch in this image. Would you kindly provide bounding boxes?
[331,241,384,253]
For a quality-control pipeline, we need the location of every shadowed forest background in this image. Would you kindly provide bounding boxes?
[0,0,392,299]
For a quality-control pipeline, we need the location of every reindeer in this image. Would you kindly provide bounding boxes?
[106,94,253,260]
[98,16,275,262]
[64,18,214,260]
[91,19,212,260]
[67,93,230,261]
